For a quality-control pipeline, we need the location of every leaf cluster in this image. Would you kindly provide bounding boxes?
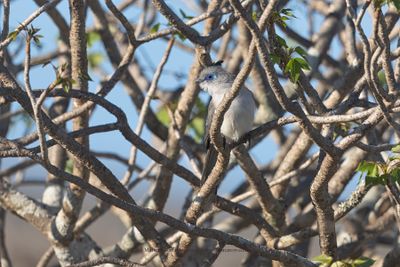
[356,150,400,186]
[271,35,310,83]
[42,62,75,92]
[313,254,374,267]
[9,24,44,47]
[272,8,296,28]
[268,9,310,83]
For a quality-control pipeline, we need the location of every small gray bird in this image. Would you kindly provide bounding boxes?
[196,64,256,184]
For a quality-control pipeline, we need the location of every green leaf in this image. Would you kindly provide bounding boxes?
[150,23,161,34]
[391,168,400,183]
[352,256,375,267]
[278,19,287,28]
[252,11,259,21]
[32,35,43,47]
[365,175,376,186]
[373,0,387,7]
[294,46,307,58]
[194,97,207,115]
[275,34,288,48]
[285,58,297,82]
[27,25,40,36]
[377,70,387,88]
[280,8,296,18]
[270,53,281,65]
[273,8,296,28]
[312,254,333,265]
[392,144,400,153]
[62,79,73,92]
[62,83,69,92]
[365,174,390,185]
[294,57,310,70]
[65,159,73,174]
[370,163,380,177]
[186,97,207,142]
[331,261,349,267]
[281,16,290,21]
[88,52,104,68]
[380,173,390,182]
[365,171,386,186]
[179,9,194,19]
[30,25,40,35]
[60,62,69,73]
[7,31,18,41]
[156,106,170,126]
[285,58,309,83]
[189,117,205,142]
[156,101,178,126]
[57,77,75,92]
[33,36,40,45]
[356,161,377,176]
[86,31,101,47]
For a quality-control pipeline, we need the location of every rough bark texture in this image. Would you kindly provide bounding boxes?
[0,0,400,266]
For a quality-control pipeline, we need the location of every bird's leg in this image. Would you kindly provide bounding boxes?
[239,132,251,149]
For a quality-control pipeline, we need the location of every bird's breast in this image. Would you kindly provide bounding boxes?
[214,92,255,141]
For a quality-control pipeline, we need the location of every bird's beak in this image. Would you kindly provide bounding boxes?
[195,78,203,83]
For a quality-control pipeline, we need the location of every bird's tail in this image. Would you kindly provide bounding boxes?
[201,144,218,185]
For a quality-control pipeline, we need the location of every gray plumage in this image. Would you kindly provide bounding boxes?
[196,65,256,184]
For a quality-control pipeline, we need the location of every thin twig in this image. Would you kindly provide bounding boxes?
[121,38,175,185]
[0,0,62,50]
[24,32,48,163]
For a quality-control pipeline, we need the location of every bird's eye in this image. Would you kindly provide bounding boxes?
[206,74,216,80]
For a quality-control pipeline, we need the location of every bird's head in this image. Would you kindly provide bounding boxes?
[196,65,234,95]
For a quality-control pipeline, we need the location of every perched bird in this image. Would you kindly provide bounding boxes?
[196,63,256,184]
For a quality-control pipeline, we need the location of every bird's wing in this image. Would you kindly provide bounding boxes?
[201,143,218,185]
[203,99,216,149]
[244,85,257,104]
